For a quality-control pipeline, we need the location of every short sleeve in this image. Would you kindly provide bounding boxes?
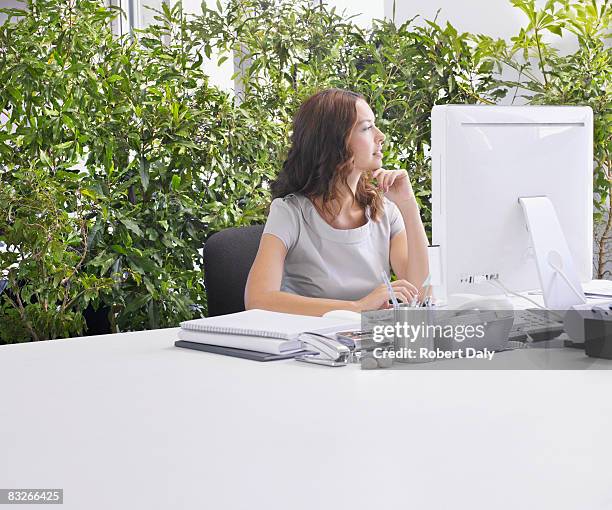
[386,199,405,238]
[263,197,300,251]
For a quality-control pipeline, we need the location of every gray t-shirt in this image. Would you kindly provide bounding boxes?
[263,193,405,301]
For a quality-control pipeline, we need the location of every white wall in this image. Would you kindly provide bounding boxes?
[385,0,526,39]
[385,0,579,51]
[322,0,384,28]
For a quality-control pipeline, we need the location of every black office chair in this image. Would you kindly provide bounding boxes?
[203,225,265,317]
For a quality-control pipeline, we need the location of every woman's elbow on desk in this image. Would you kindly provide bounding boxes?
[244,294,257,310]
[244,291,271,311]
[243,274,275,311]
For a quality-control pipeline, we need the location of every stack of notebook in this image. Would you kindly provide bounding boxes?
[175,309,359,361]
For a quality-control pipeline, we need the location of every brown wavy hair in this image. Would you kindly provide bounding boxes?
[271,88,383,221]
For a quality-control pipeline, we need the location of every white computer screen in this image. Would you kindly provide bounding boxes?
[431,105,593,299]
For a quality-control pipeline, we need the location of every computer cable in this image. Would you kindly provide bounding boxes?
[488,278,565,322]
[546,250,587,305]
[488,278,545,309]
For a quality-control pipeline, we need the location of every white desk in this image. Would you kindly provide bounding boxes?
[1,328,612,509]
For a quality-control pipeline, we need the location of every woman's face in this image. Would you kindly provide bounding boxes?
[347,99,386,173]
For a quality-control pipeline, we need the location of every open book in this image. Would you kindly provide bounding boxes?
[179,309,360,355]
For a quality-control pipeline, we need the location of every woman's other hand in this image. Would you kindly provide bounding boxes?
[356,279,419,311]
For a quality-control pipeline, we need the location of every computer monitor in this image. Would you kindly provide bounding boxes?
[431,105,593,305]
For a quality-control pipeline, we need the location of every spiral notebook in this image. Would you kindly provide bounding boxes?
[178,309,359,355]
[177,327,303,354]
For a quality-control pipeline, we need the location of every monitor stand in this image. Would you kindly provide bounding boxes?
[519,196,586,310]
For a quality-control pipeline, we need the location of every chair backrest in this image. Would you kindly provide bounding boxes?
[203,225,265,317]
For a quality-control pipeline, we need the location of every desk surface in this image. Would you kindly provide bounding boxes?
[1,328,612,510]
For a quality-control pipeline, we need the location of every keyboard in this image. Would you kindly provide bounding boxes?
[508,309,565,343]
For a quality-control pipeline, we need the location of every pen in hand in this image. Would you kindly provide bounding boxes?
[418,273,432,307]
[381,270,400,310]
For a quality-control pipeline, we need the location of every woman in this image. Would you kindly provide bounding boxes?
[245,89,430,316]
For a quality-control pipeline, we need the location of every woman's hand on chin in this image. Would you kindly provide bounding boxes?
[372,169,416,204]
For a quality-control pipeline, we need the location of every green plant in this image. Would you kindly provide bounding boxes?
[0,0,121,340]
[0,0,299,340]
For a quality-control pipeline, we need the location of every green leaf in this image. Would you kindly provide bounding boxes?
[143,277,157,296]
[123,293,151,314]
[111,245,128,255]
[54,141,74,150]
[80,189,98,200]
[39,150,52,168]
[120,218,144,237]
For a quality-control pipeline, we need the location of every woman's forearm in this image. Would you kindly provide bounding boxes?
[246,290,360,317]
[396,198,430,287]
